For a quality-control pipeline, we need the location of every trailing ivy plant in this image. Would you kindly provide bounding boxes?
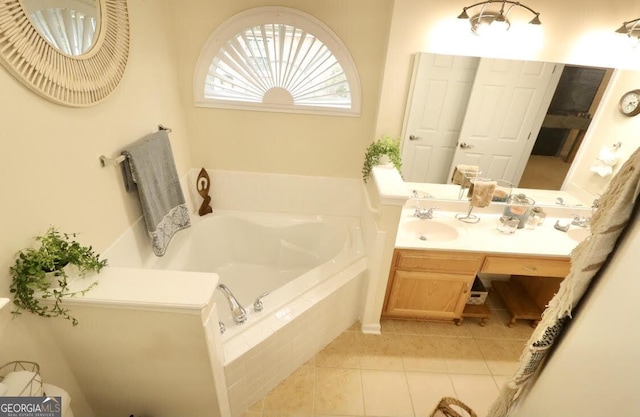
[9,227,108,326]
[362,135,403,183]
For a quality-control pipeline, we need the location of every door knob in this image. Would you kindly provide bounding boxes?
[459,142,475,149]
[409,135,422,141]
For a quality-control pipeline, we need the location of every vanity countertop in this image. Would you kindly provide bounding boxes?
[395,207,587,257]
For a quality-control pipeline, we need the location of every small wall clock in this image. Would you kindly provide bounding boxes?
[619,89,640,117]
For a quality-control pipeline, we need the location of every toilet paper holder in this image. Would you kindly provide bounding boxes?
[591,142,622,178]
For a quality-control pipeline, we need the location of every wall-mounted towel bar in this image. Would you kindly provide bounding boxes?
[100,125,172,167]
[100,154,126,167]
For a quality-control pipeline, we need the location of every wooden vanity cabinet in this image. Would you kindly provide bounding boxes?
[382,249,484,320]
[383,249,571,325]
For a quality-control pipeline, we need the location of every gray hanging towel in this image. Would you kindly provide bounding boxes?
[122,130,191,256]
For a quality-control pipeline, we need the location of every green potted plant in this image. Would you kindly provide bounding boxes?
[9,227,108,326]
[362,135,403,183]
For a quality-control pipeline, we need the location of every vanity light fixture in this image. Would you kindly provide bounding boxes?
[615,18,640,39]
[457,0,541,35]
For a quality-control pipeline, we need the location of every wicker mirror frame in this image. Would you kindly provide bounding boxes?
[0,0,130,107]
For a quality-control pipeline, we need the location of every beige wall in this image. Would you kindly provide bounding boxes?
[0,1,190,415]
[172,0,394,178]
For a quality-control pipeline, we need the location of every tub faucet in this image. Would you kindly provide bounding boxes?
[253,292,270,312]
[217,284,248,325]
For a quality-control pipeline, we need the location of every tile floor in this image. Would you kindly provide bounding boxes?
[242,293,535,417]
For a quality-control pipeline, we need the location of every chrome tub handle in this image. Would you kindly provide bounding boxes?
[253,292,270,312]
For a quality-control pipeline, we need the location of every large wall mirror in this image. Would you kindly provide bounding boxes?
[0,0,129,106]
[401,52,615,205]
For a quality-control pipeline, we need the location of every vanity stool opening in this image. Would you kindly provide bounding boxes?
[493,275,564,328]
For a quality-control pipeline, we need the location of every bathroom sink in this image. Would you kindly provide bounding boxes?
[400,219,460,242]
[567,227,590,243]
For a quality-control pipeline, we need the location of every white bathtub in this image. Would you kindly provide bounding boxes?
[106,209,365,348]
[148,211,362,331]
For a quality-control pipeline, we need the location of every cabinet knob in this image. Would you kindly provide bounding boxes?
[522,266,538,272]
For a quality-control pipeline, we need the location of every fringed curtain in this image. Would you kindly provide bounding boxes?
[488,147,640,416]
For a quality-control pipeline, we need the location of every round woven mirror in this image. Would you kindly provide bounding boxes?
[0,0,130,107]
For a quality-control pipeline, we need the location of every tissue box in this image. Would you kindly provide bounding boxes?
[466,277,488,305]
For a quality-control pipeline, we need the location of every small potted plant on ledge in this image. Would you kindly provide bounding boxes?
[9,227,108,326]
[361,135,403,183]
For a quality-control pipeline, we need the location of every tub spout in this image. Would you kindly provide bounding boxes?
[217,284,248,325]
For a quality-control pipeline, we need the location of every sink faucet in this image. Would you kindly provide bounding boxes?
[217,284,248,324]
[414,207,438,219]
[571,215,590,228]
[412,189,434,199]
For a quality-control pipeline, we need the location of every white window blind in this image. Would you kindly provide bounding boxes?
[194,7,361,116]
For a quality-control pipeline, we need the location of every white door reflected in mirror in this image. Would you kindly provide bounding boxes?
[401,52,613,196]
[401,53,479,184]
[402,53,561,186]
[447,58,560,186]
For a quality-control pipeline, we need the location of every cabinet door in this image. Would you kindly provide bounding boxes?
[383,270,474,320]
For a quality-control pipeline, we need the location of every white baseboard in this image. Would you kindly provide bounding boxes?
[360,322,381,335]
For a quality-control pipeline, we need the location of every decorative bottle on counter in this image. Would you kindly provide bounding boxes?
[531,206,546,226]
[525,213,539,229]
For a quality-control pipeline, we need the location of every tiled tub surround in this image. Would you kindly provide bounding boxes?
[105,169,371,415]
[225,269,366,414]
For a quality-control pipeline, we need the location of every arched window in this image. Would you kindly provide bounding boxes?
[194,7,361,116]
